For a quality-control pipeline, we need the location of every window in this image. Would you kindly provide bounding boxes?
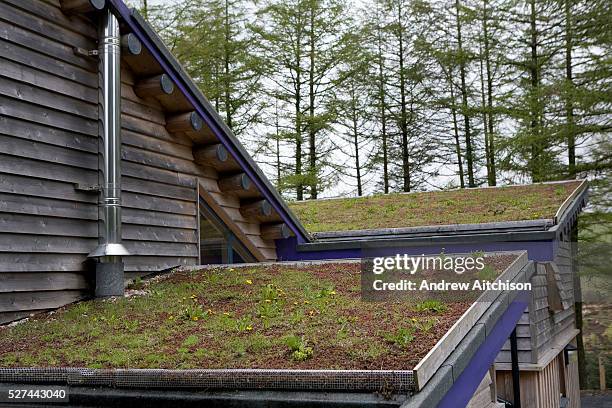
[199,199,254,264]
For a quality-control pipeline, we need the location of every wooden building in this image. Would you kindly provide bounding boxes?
[0,1,586,407]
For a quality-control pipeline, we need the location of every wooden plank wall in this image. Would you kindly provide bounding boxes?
[0,0,282,324]
[497,235,577,364]
[0,0,98,323]
[119,67,200,278]
[496,355,564,408]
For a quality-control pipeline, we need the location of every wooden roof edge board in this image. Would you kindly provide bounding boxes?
[412,251,529,390]
[313,219,555,240]
[553,179,588,224]
[107,0,311,244]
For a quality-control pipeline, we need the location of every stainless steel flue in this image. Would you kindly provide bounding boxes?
[89,8,129,296]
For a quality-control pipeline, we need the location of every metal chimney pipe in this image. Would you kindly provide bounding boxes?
[88,8,129,297]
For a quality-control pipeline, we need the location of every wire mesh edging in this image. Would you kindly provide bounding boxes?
[0,368,416,392]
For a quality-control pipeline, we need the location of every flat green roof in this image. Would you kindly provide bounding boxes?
[0,255,517,370]
[288,181,583,233]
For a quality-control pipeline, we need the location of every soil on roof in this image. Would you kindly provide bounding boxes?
[0,255,516,371]
[288,181,582,233]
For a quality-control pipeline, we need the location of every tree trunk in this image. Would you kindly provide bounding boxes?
[377,28,389,194]
[352,87,362,196]
[295,14,303,201]
[529,0,542,182]
[449,73,465,188]
[398,2,410,192]
[478,46,493,185]
[482,0,496,185]
[223,0,232,130]
[565,0,576,179]
[308,5,317,199]
[456,0,475,187]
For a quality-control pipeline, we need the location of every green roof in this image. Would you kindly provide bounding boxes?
[288,181,584,233]
[0,256,517,370]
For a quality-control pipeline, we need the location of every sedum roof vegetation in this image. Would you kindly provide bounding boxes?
[288,181,583,233]
[0,256,517,370]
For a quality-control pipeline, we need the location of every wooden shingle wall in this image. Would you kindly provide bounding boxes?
[496,231,577,365]
[0,0,98,323]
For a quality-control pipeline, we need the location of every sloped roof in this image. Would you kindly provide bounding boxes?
[108,0,311,244]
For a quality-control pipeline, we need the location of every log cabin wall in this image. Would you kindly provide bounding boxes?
[0,0,281,324]
[0,0,99,323]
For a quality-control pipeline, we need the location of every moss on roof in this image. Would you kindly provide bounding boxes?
[0,256,516,370]
[288,181,583,233]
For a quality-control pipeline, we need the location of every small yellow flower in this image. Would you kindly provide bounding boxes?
[168,315,174,320]
[265,299,272,303]
[246,326,253,331]
[223,312,231,316]
[293,302,298,306]
[245,279,253,285]
[330,291,336,295]
[304,300,310,305]
[192,316,199,321]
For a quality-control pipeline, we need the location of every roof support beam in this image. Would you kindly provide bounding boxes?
[240,200,272,220]
[135,74,174,98]
[61,0,105,14]
[261,223,291,240]
[121,33,142,56]
[194,144,228,167]
[166,111,203,133]
[218,173,255,194]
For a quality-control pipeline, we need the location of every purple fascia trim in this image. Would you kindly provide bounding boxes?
[109,0,308,244]
[276,237,555,262]
[437,294,529,408]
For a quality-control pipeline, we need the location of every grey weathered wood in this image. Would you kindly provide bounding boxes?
[135,74,174,98]
[0,173,97,204]
[0,134,97,170]
[0,309,49,325]
[0,39,96,87]
[0,58,97,103]
[240,200,272,219]
[5,0,96,39]
[122,208,196,229]
[123,241,199,257]
[60,0,105,14]
[0,253,87,272]
[1,2,96,50]
[0,290,87,312]
[123,192,196,216]
[260,223,291,240]
[0,20,95,70]
[0,233,96,253]
[0,76,97,119]
[123,130,194,161]
[194,144,228,167]
[166,111,203,133]
[0,272,88,292]
[0,153,97,185]
[0,96,97,136]
[123,225,198,243]
[0,116,97,153]
[0,194,97,220]
[122,145,204,176]
[121,33,142,56]
[219,173,255,193]
[0,213,97,237]
[122,175,196,201]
